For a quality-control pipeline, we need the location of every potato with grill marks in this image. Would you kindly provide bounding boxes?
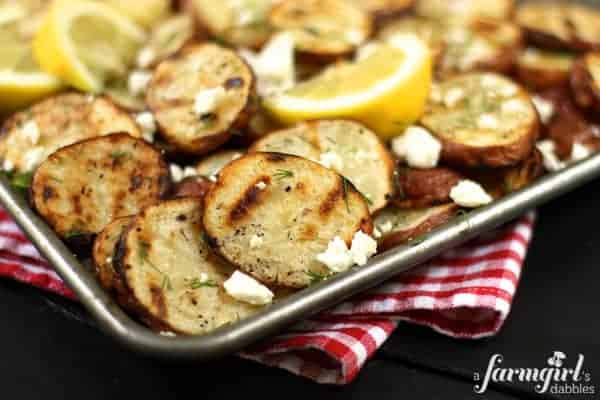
[146,44,256,155]
[249,120,394,213]
[421,73,539,167]
[203,152,373,288]
[115,198,259,334]
[31,133,169,244]
[0,93,141,174]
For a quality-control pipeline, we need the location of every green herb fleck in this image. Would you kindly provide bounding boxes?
[306,270,328,285]
[161,275,173,291]
[273,169,294,181]
[65,229,85,239]
[341,176,351,212]
[139,241,173,290]
[188,277,218,289]
[110,151,132,162]
[455,209,468,217]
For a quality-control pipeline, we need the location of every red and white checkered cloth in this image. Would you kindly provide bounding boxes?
[0,207,534,384]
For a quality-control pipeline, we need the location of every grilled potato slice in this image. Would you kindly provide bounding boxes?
[203,152,373,288]
[516,47,575,89]
[375,203,458,251]
[347,0,414,25]
[31,133,169,242]
[146,44,256,155]
[93,216,134,302]
[171,176,214,199]
[138,14,195,68]
[187,0,275,49]
[116,198,258,334]
[195,149,244,178]
[394,167,464,209]
[249,120,394,213]
[436,18,522,79]
[416,0,514,22]
[268,0,372,59]
[0,93,141,174]
[516,3,600,52]
[571,53,600,112]
[421,73,539,167]
[378,16,446,62]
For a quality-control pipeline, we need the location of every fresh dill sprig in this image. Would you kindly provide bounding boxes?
[306,270,328,285]
[273,169,294,180]
[188,277,218,289]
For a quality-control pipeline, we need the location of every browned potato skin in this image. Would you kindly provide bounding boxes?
[146,43,257,155]
[378,204,458,251]
[394,167,464,209]
[171,176,214,199]
[570,54,600,113]
[516,62,571,90]
[31,133,170,244]
[350,0,415,27]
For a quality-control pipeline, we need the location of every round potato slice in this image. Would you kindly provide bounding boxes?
[416,0,514,22]
[269,0,372,59]
[249,120,394,213]
[93,216,133,300]
[187,0,275,49]
[0,93,141,174]
[347,0,414,25]
[171,176,214,199]
[516,47,575,89]
[138,14,195,68]
[195,149,245,178]
[421,73,539,167]
[516,3,600,52]
[394,167,464,209]
[31,133,170,242]
[571,53,600,112]
[203,152,373,288]
[116,198,258,334]
[375,203,458,251]
[378,16,446,62]
[146,44,256,155]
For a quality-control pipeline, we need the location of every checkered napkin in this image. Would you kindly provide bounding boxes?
[0,207,534,384]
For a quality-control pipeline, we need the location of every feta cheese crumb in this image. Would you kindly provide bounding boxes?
[208,175,217,182]
[350,230,378,266]
[236,9,256,26]
[223,270,274,305]
[159,331,177,337]
[536,140,565,172]
[128,70,152,96]
[571,142,591,162]
[355,41,378,61]
[316,236,354,273]
[532,95,555,124]
[22,147,45,172]
[373,227,382,238]
[391,126,441,169]
[135,111,156,143]
[255,181,267,190]
[450,180,493,208]
[183,166,197,179]
[198,272,209,283]
[344,29,365,45]
[21,120,40,145]
[249,234,263,249]
[378,220,393,234]
[194,87,227,116]
[105,257,112,265]
[318,151,344,172]
[2,158,14,172]
[443,87,465,107]
[136,47,156,68]
[170,164,183,182]
[477,114,500,130]
[429,83,442,103]
[501,99,528,114]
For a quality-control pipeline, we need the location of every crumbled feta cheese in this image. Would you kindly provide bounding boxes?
[316,236,354,273]
[136,47,156,69]
[22,147,45,171]
[477,114,500,130]
[105,257,112,265]
[170,164,184,182]
[319,151,344,172]
[429,83,443,103]
[236,9,256,26]
[391,126,441,169]
[198,272,209,283]
[536,140,565,172]
[21,120,40,145]
[223,270,274,305]
[446,27,469,45]
[373,227,382,238]
[182,166,197,179]
[344,29,365,45]
[355,41,378,61]
[532,95,555,124]
[501,99,528,114]
[240,32,295,97]
[128,70,152,96]
[498,84,518,98]
[571,142,591,162]
[135,111,156,143]
[255,181,267,190]
[481,73,504,89]
[208,175,217,182]
[444,87,465,107]
[159,331,177,337]
[459,39,494,70]
[2,158,14,172]
[193,87,227,116]
[350,230,377,266]
[249,234,263,249]
[355,150,376,161]
[450,180,493,208]
[378,220,393,234]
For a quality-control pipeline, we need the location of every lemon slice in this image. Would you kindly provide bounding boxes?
[33,0,146,92]
[0,4,62,114]
[264,34,431,139]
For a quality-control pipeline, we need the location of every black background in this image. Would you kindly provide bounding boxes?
[1,179,599,399]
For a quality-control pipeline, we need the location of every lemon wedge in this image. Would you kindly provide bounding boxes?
[33,0,146,92]
[264,34,432,139]
[0,3,62,114]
